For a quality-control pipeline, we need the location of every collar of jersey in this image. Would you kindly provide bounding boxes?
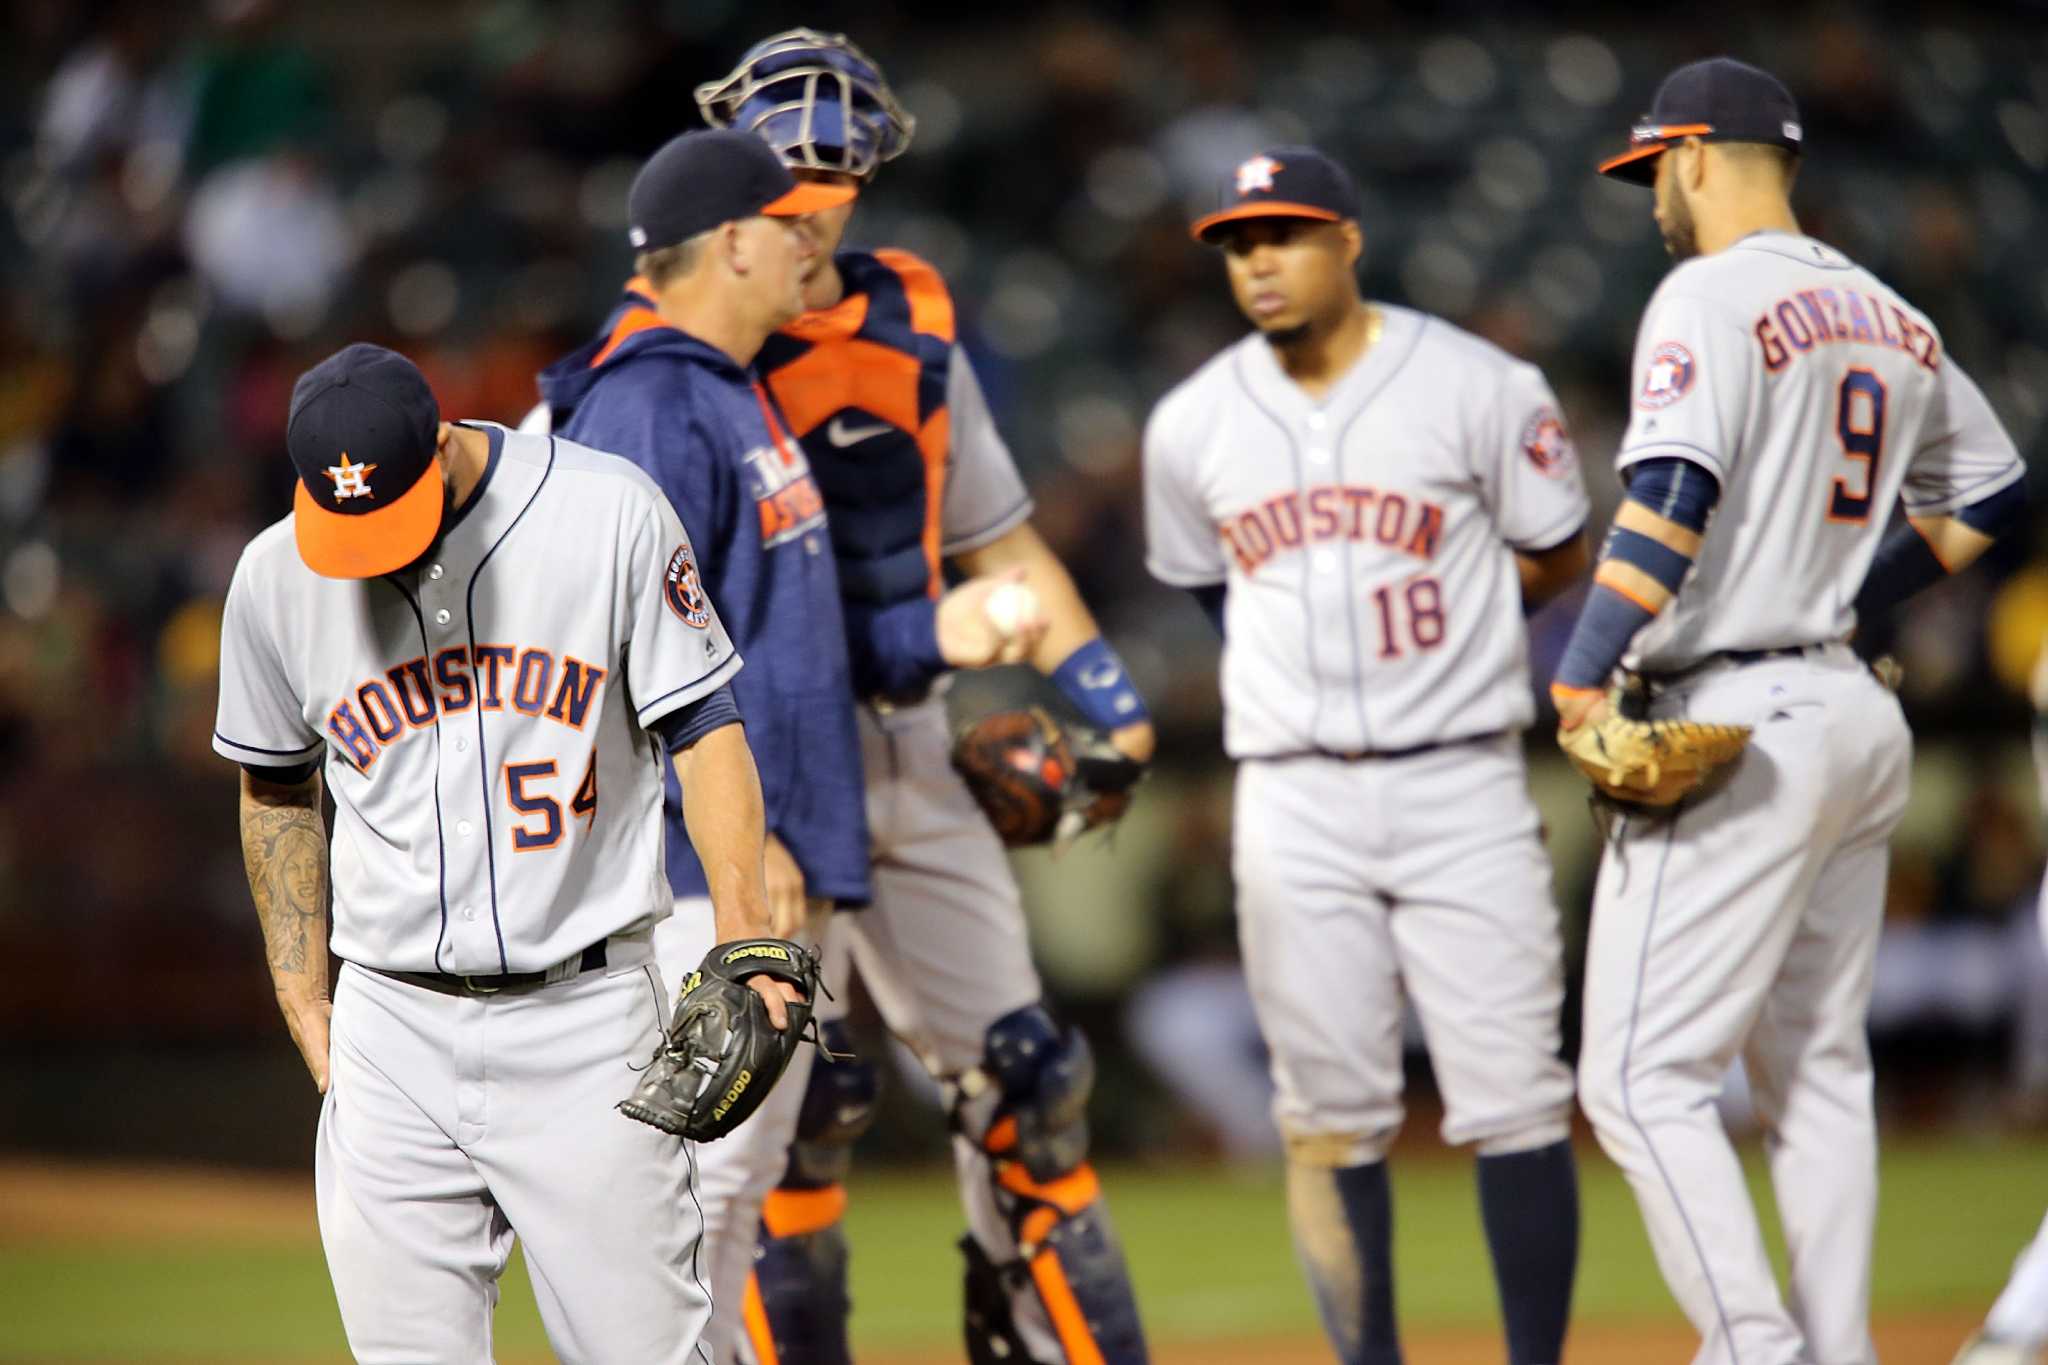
[603,283,752,378]
[1242,302,1423,417]
[443,422,503,537]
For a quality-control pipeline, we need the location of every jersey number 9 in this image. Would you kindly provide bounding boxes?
[1827,367,1887,524]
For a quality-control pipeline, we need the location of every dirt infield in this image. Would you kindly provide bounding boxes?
[0,1158,316,1243]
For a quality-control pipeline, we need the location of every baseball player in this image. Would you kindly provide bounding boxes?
[1144,144,1590,1365]
[215,342,800,1364]
[697,30,1157,1365]
[1559,58,2026,1365]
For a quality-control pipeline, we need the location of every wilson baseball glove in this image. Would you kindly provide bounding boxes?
[618,938,821,1141]
[951,705,1145,848]
[1558,686,1752,808]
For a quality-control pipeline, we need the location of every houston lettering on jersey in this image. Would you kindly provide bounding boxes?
[325,646,606,772]
[1218,485,1445,576]
[1754,288,1941,374]
[745,382,830,549]
[743,437,828,548]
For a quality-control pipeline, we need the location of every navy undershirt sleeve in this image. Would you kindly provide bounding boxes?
[240,759,320,786]
[1856,478,2026,624]
[649,684,742,753]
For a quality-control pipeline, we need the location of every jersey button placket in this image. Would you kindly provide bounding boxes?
[1327,420,1372,754]
[424,554,485,973]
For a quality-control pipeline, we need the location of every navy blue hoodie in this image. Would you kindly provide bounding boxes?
[538,284,869,905]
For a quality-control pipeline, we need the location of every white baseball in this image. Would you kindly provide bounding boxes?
[983,582,1040,637]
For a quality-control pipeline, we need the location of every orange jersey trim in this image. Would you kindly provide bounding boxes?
[588,277,666,370]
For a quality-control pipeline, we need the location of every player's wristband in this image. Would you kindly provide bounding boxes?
[1052,638,1150,731]
[1554,583,1655,692]
[1605,527,1692,595]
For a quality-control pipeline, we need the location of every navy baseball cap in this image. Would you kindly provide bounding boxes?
[286,343,445,579]
[1191,146,1363,243]
[1599,57,1804,185]
[627,128,856,253]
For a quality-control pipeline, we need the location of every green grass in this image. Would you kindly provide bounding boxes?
[1,1139,2041,1359]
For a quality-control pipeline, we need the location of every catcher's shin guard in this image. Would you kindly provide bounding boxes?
[743,1021,875,1365]
[958,1004,1148,1364]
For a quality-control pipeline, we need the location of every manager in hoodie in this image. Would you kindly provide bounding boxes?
[538,129,865,1132]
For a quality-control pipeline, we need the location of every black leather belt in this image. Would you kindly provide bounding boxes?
[1723,644,1823,665]
[374,942,607,997]
[1274,729,1506,763]
[1647,643,1829,685]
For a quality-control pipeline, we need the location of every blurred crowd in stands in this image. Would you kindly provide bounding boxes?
[3,0,2046,1161]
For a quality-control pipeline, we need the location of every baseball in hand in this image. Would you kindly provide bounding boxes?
[983,582,1041,638]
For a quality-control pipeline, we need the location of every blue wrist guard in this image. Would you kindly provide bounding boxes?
[1051,638,1150,731]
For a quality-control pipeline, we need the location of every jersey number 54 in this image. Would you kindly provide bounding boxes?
[504,752,600,851]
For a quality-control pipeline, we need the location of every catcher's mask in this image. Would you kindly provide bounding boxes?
[695,28,915,180]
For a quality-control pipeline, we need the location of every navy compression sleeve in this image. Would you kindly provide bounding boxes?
[649,684,742,753]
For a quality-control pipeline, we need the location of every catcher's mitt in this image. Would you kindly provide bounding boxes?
[1557,686,1751,808]
[618,938,821,1141]
[951,705,1145,848]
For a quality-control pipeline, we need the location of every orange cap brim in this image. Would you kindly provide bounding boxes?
[294,453,446,579]
[1190,202,1341,243]
[1597,143,1668,184]
[762,180,859,217]
[1598,123,1715,184]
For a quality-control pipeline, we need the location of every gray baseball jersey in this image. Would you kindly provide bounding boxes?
[1615,231,2023,672]
[938,347,1035,553]
[1144,305,1589,757]
[214,424,740,975]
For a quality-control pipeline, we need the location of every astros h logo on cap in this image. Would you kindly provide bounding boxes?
[1191,145,1363,243]
[285,343,447,579]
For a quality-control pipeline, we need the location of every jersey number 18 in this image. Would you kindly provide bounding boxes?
[1371,576,1446,659]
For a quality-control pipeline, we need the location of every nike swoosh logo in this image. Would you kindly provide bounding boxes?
[826,416,894,447]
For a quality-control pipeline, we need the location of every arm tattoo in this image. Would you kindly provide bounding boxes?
[239,775,331,990]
